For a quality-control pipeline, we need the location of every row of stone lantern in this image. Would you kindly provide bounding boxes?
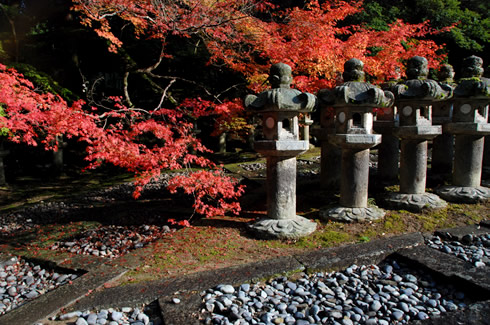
[245,55,489,239]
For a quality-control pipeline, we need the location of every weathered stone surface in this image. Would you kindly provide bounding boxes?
[319,59,389,219]
[453,135,485,188]
[253,140,309,157]
[397,245,490,292]
[248,215,317,239]
[436,185,490,203]
[395,125,442,139]
[339,149,371,208]
[329,134,381,149]
[382,192,448,212]
[399,139,429,195]
[245,63,317,239]
[321,206,385,223]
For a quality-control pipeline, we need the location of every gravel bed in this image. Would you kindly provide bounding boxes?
[0,173,184,236]
[0,201,79,235]
[49,224,174,259]
[426,233,490,267]
[200,260,467,325]
[81,174,175,203]
[0,256,79,315]
[49,304,162,325]
[239,163,266,172]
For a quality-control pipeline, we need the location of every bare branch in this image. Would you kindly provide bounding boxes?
[154,79,176,111]
[123,71,134,107]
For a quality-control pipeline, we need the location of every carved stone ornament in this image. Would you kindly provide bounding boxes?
[454,55,490,98]
[321,206,385,223]
[320,58,394,108]
[436,186,490,204]
[382,193,448,212]
[392,56,452,101]
[244,63,316,113]
[249,216,317,239]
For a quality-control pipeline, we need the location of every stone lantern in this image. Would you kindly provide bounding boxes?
[431,64,456,178]
[436,56,490,202]
[244,63,317,238]
[320,58,393,222]
[383,56,449,212]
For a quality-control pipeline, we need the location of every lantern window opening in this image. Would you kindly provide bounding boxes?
[476,105,488,122]
[352,113,362,127]
[282,118,291,131]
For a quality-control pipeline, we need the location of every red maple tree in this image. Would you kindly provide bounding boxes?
[0,0,451,222]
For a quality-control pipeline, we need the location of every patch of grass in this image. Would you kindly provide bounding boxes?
[358,236,371,243]
[383,213,406,233]
[384,185,400,193]
[357,228,378,242]
[415,207,456,232]
[448,204,485,224]
[291,222,353,249]
[298,147,321,160]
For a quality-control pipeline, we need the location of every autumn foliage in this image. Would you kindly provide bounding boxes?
[0,0,451,222]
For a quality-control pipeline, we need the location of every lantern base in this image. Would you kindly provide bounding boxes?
[382,192,447,212]
[248,216,317,239]
[435,186,490,204]
[321,206,385,223]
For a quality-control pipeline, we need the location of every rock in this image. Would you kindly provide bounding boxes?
[76,318,89,325]
[240,284,250,292]
[417,311,429,320]
[110,311,123,322]
[172,297,181,304]
[7,287,17,297]
[86,313,98,325]
[60,311,82,320]
[370,300,382,312]
[137,313,150,325]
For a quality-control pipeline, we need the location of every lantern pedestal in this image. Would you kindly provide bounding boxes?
[249,141,316,239]
[436,123,490,203]
[384,126,447,212]
[321,134,385,222]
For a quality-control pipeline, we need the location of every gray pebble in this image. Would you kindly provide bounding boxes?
[221,285,235,294]
[111,311,123,321]
[76,318,89,325]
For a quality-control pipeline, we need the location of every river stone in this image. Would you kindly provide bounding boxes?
[76,318,89,325]
[221,285,235,294]
[110,311,123,321]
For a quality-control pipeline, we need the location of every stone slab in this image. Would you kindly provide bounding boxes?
[435,222,490,240]
[295,232,424,272]
[395,125,442,139]
[446,122,490,135]
[396,245,490,293]
[410,300,490,325]
[253,140,309,156]
[63,256,303,315]
[328,133,381,149]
